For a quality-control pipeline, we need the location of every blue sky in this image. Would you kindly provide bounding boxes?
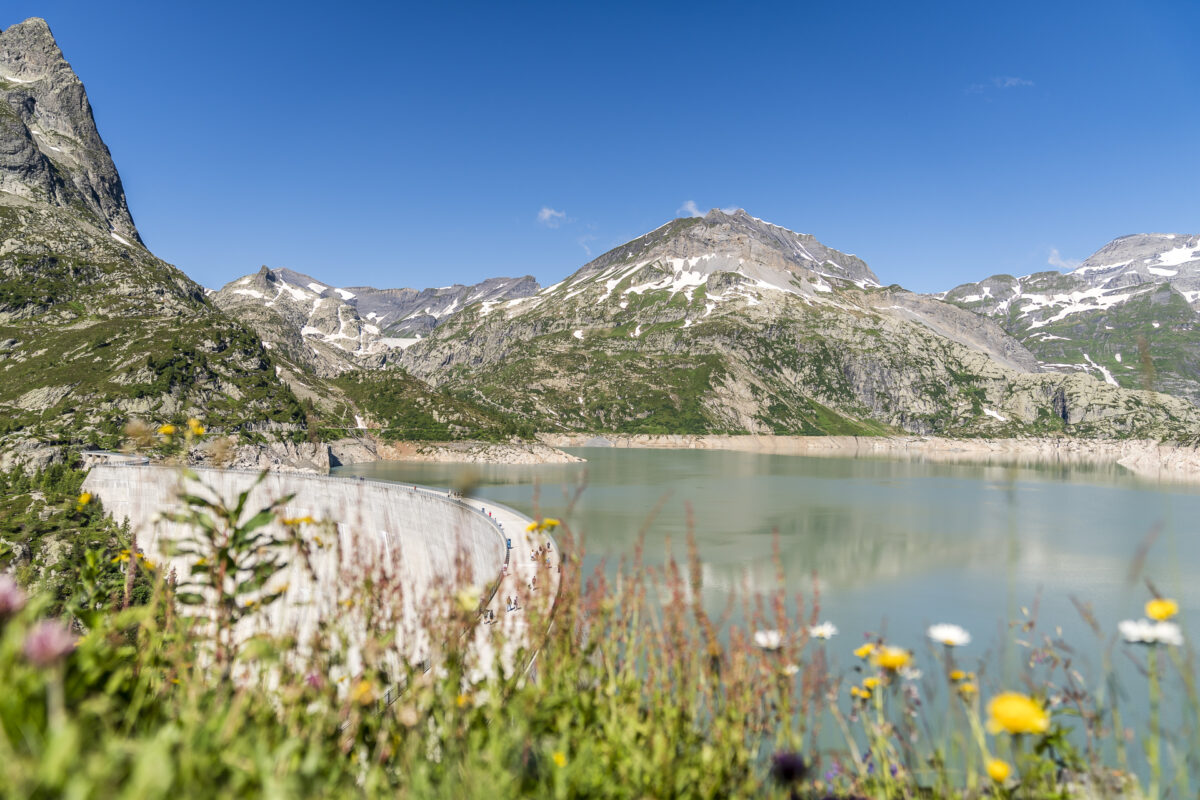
[6,1,1198,292]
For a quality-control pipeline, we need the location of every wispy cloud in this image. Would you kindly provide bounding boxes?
[1048,248,1080,271]
[677,200,704,218]
[577,234,597,256]
[966,76,1035,95]
[537,206,566,228]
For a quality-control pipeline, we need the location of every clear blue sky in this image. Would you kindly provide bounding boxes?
[6,1,1198,292]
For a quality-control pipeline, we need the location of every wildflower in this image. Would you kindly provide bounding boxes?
[927,623,971,647]
[542,518,561,529]
[986,692,1050,735]
[397,705,420,727]
[1118,618,1184,647]
[454,586,482,613]
[986,758,1012,783]
[781,663,800,677]
[958,682,978,697]
[111,549,130,564]
[157,423,176,436]
[872,646,912,671]
[455,693,469,708]
[769,751,808,785]
[0,575,27,617]
[949,669,966,682]
[809,621,838,640]
[753,629,784,651]
[899,665,923,681]
[23,620,76,666]
[282,515,315,526]
[1145,598,1179,622]
[552,750,567,768]
[851,686,871,699]
[853,642,876,659]
[186,417,205,436]
[305,671,325,689]
[862,676,881,690]
[75,491,92,511]
[350,680,374,705]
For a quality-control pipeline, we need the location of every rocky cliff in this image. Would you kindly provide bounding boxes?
[0,18,139,243]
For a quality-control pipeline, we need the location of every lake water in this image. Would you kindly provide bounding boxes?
[333,447,1199,662]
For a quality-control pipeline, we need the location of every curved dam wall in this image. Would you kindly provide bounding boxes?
[82,464,511,664]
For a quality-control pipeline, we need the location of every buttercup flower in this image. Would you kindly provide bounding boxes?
[1145,598,1179,621]
[157,424,176,436]
[809,621,838,640]
[949,669,966,682]
[0,574,27,617]
[186,418,205,436]
[986,758,1012,782]
[754,629,784,651]
[927,623,971,647]
[552,751,567,768]
[23,620,76,666]
[862,676,881,690]
[853,642,877,659]
[350,680,374,705]
[1118,618,1183,647]
[872,646,912,671]
[987,692,1050,735]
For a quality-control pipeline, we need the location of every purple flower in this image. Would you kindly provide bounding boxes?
[770,751,809,785]
[305,671,325,689]
[0,574,26,617]
[23,620,75,666]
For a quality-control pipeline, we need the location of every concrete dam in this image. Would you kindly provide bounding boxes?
[81,462,523,668]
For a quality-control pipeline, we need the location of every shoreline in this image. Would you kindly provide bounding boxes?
[536,432,1200,483]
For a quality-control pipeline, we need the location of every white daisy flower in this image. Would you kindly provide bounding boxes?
[809,621,838,640]
[753,629,784,651]
[1119,618,1183,647]
[927,623,972,647]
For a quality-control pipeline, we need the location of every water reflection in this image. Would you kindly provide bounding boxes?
[333,448,1200,650]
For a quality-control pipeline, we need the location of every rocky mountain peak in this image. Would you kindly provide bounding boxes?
[0,17,141,243]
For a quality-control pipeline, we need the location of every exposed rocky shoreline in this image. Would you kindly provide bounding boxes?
[329,436,583,467]
[538,432,1200,483]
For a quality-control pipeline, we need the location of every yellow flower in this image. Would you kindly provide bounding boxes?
[958,682,978,697]
[542,518,561,529]
[949,669,966,682]
[862,676,881,690]
[350,680,374,705]
[525,521,540,532]
[853,642,877,659]
[872,646,912,671]
[552,751,567,768]
[986,758,1012,783]
[157,424,176,436]
[282,515,315,526]
[111,549,130,564]
[987,692,1050,735]
[456,693,469,708]
[76,492,92,510]
[186,418,205,436]
[1146,598,1179,621]
[850,686,868,699]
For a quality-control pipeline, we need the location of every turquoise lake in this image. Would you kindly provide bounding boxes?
[333,447,1199,665]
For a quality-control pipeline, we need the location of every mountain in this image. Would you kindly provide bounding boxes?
[943,234,1200,403]
[211,266,538,376]
[0,18,306,467]
[0,18,139,244]
[387,209,1200,438]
